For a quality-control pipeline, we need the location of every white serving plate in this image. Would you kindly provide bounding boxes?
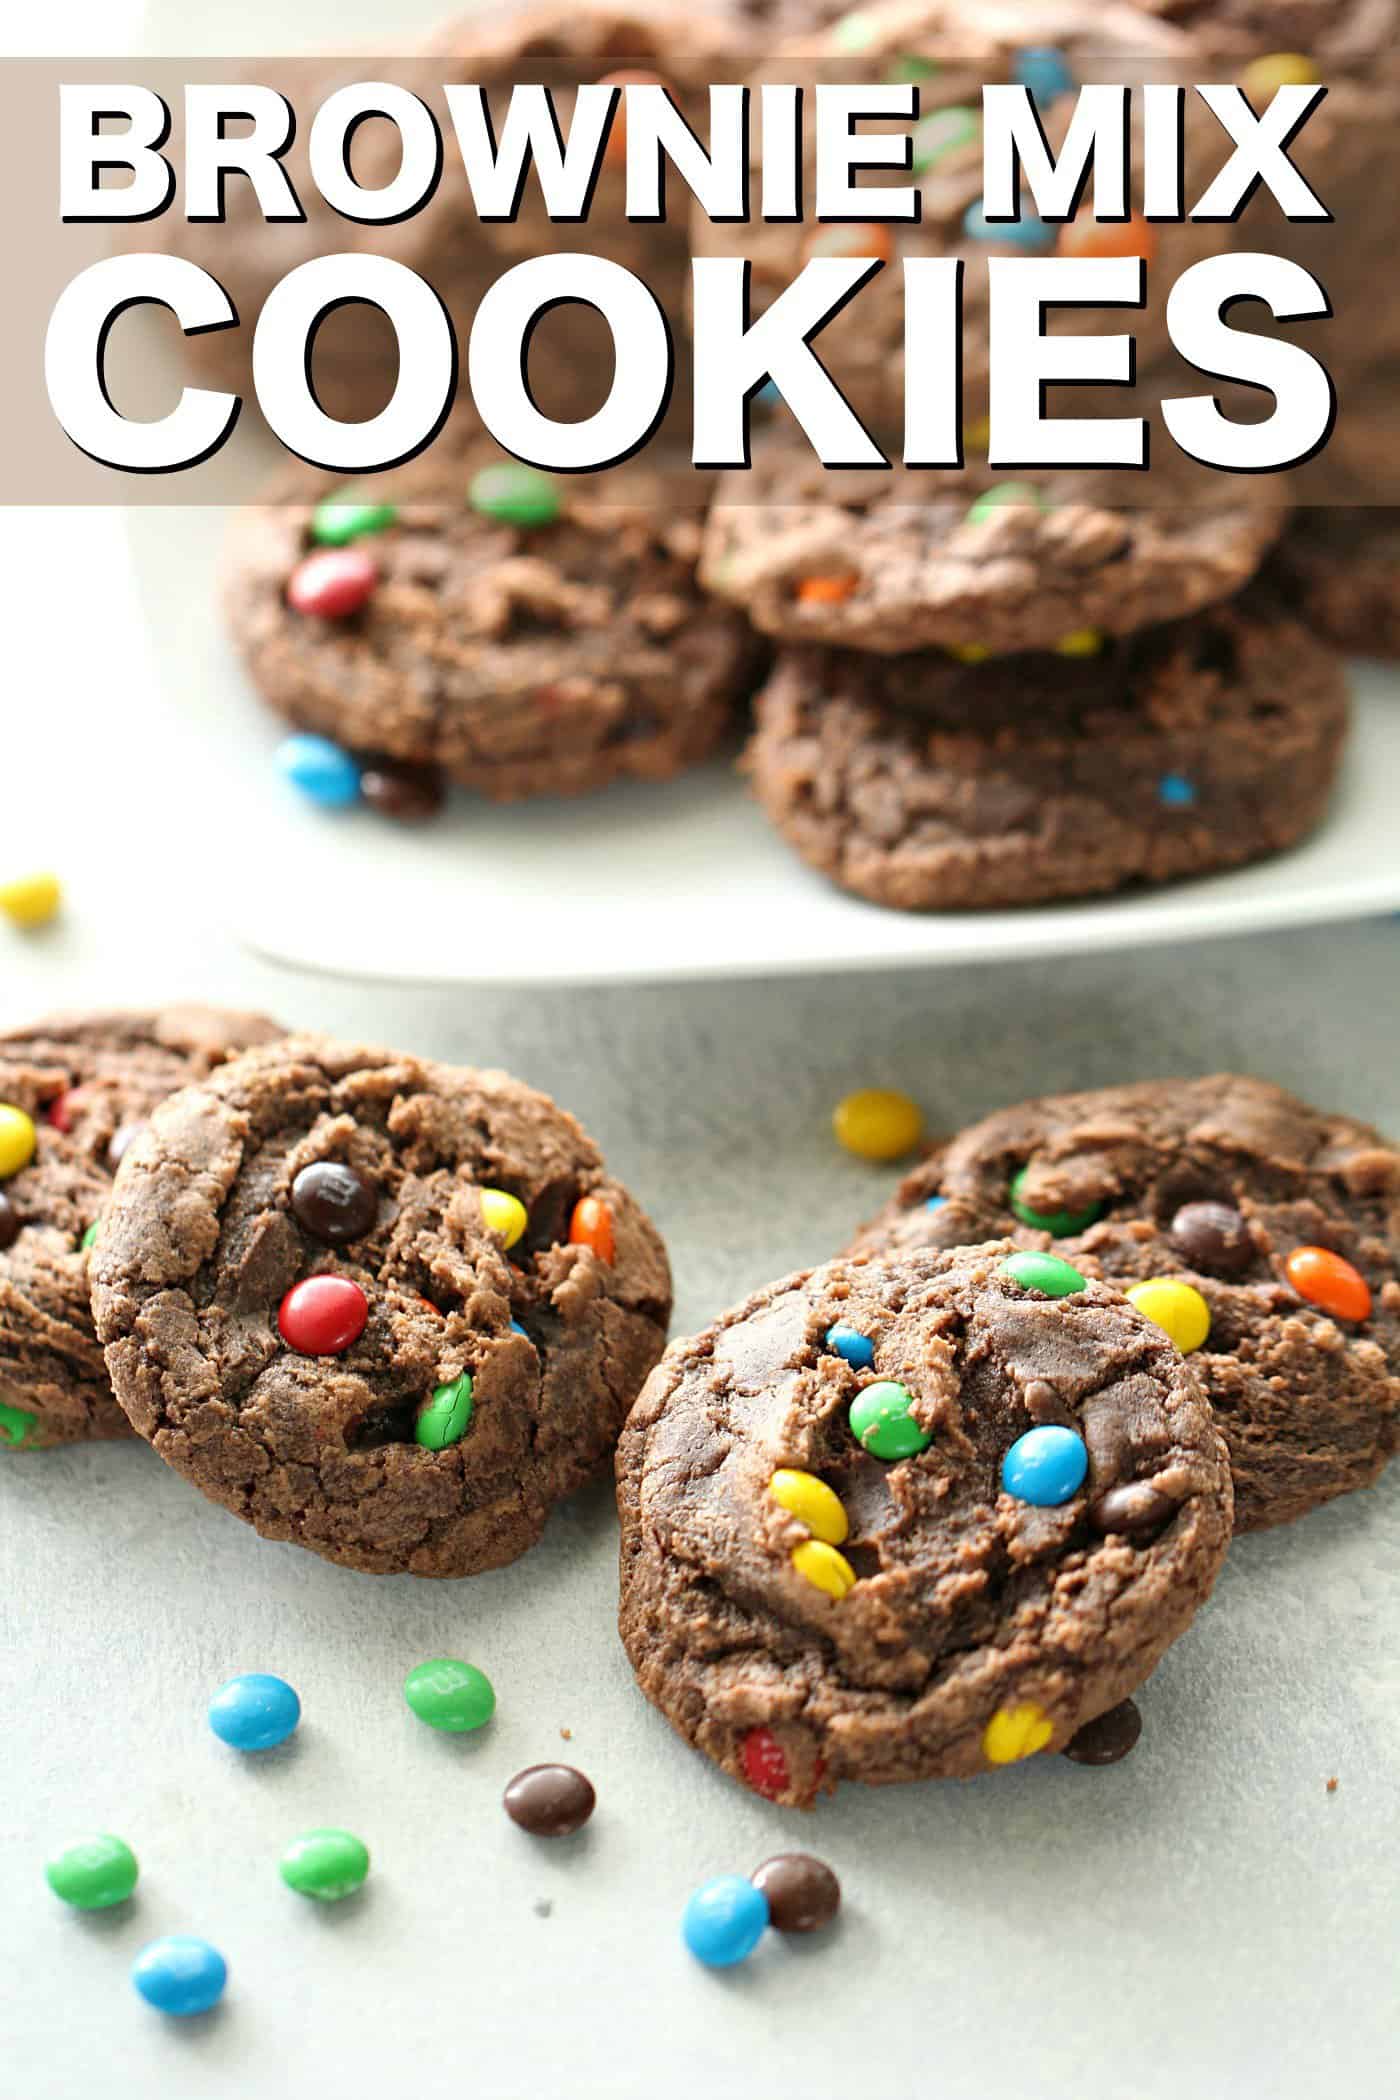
[123,500,1400,986]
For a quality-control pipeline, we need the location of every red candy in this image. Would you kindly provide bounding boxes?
[46,1094,73,1133]
[278,1275,369,1355]
[1285,1246,1373,1323]
[742,1727,791,1799]
[569,1195,615,1265]
[286,547,378,620]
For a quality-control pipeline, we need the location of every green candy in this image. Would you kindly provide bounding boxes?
[81,1221,100,1252]
[849,1380,931,1462]
[403,1657,495,1734]
[1008,1167,1103,1237]
[912,105,979,170]
[311,496,398,546]
[45,1833,139,1910]
[280,1827,370,1903]
[890,56,940,82]
[833,10,877,51]
[999,1251,1087,1299]
[0,1400,39,1449]
[469,463,560,529]
[414,1372,474,1451]
[967,482,1043,524]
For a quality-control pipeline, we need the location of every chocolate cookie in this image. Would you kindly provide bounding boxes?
[702,443,1287,656]
[226,439,757,802]
[1275,509,1400,658]
[0,1009,284,1451]
[742,589,1348,910]
[617,1240,1231,1802]
[850,1076,1400,1532]
[91,1037,672,1576]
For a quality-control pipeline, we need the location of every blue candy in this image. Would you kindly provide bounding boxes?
[1001,1425,1088,1507]
[826,1322,875,1370]
[1158,772,1197,808]
[1014,46,1075,105]
[208,1672,301,1753]
[925,1194,949,1212]
[510,1320,531,1340]
[682,1876,770,1968]
[754,379,782,407]
[275,733,362,809]
[963,200,1055,250]
[132,1937,228,2018]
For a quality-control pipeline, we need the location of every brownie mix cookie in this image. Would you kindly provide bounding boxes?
[0,1008,284,1452]
[227,439,757,802]
[743,588,1348,910]
[618,1241,1232,1803]
[851,1076,1400,1531]
[92,1037,672,1576]
[1274,509,1400,659]
[703,442,1287,657]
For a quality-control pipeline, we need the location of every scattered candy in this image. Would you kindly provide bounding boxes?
[290,1160,379,1246]
[751,1853,841,1934]
[404,1657,495,1733]
[1126,1277,1212,1354]
[569,1194,616,1264]
[948,641,992,664]
[131,1936,227,2018]
[45,1833,139,1910]
[967,482,1041,524]
[208,1672,302,1753]
[1158,772,1197,809]
[1242,52,1319,101]
[414,1372,474,1450]
[597,70,667,168]
[106,1122,144,1172]
[480,1187,528,1250]
[503,1763,596,1837]
[0,1104,37,1180]
[1170,1200,1253,1275]
[912,104,979,170]
[1089,1479,1176,1542]
[998,1251,1086,1298]
[81,1222,100,1252]
[833,9,877,50]
[982,1700,1053,1765]
[832,1087,923,1162]
[1002,1425,1088,1506]
[1285,1246,1372,1323]
[0,1400,38,1448]
[510,1319,531,1341]
[359,756,446,823]
[796,573,858,605]
[962,414,992,452]
[849,1378,931,1461]
[0,1190,19,1250]
[792,1537,857,1600]
[286,546,378,620]
[310,496,398,546]
[825,1322,875,1370]
[279,1828,370,1902]
[890,55,938,82]
[1055,627,1104,657]
[0,871,62,929]
[963,199,1053,250]
[278,1275,368,1356]
[924,1193,948,1212]
[46,1094,73,1132]
[1063,1697,1142,1766]
[742,1725,790,1799]
[1008,1165,1102,1236]
[469,461,561,528]
[754,378,782,408]
[1057,214,1157,263]
[275,732,363,809]
[1014,46,1074,104]
[804,222,894,266]
[770,1467,848,1546]
[682,1875,770,1968]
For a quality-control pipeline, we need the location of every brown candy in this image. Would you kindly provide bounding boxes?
[359,756,446,824]
[106,1121,145,1174]
[1089,1480,1177,1544]
[1063,1698,1142,1766]
[750,1853,841,1934]
[0,1189,18,1251]
[1170,1200,1254,1276]
[503,1764,596,1838]
[290,1161,379,1246]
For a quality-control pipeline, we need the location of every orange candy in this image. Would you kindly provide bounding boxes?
[796,574,859,606]
[1285,1246,1372,1323]
[804,222,894,267]
[1057,214,1158,264]
[597,70,667,168]
[569,1195,616,1265]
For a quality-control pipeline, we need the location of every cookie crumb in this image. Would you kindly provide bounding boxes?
[1327,1777,1338,1793]
[559,1727,572,1741]
[533,1899,554,1919]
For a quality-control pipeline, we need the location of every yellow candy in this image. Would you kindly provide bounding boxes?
[479,1188,528,1250]
[962,415,992,453]
[832,1088,924,1163]
[0,872,62,929]
[1242,52,1320,99]
[791,1538,857,1601]
[982,1702,1053,1766]
[1055,628,1104,658]
[770,1468,849,1545]
[948,642,992,665]
[0,1104,37,1180]
[1126,1277,1212,1355]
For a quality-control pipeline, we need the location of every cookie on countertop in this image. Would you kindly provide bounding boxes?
[0,1009,285,1451]
[227,439,758,803]
[850,1076,1400,1532]
[742,588,1348,910]
[91,1036,673,1576]
[702,442,1288,658]
[1274,509,1400,659]
[617,1240,1232,1803]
